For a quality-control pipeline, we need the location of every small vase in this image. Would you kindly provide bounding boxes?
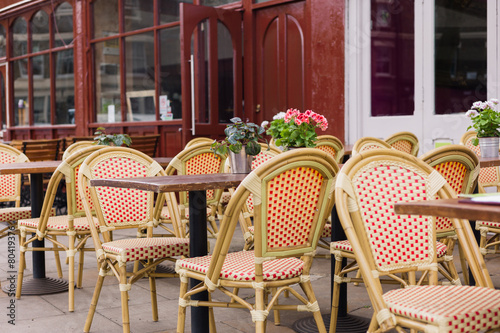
[478,137,500,158]
[229,150,253,173]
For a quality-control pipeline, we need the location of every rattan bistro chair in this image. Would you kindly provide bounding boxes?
[185,136,214,148]
[16,145,104,312]
[314,135,344,164]
[384,131,419,156]
[330,149,500,333]
[175,148,339,333]
[460,131,500,260]
[78,147,189,333]
[351,136,392,156]
[163,142,227,238]
[62,141,95,160]
[420,144,480,285]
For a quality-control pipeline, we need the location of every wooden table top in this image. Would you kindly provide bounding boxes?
[0,157,173,175]
[90,173,248,193]
[478,157,500,168]
[394,198,500,221]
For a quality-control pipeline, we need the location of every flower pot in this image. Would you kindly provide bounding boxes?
[229,150,253,174]
[478,137,500,158]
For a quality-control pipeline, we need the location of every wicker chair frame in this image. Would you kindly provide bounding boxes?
[314,135,345,164]
[351,137,392,156]
[16,145,105,312]
[330,149,497,333]
[78,146,188,333]
[176,148,339,333]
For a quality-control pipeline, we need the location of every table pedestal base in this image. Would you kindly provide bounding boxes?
[2,277,69,296]
[292,314,370,333]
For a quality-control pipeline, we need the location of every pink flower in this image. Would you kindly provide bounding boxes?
[284,108,300,123]
[297,113,309,124]
[294,117,302,125]
[304,110,313,117]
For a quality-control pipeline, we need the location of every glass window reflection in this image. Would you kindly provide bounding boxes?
[93,0,118,39]
[0,25,5,58]
[124,0,154,32]
[94,41,121,123]
[13,59,28,126]
[33,54,50,125]
[32,10,50,52]
[55,49,75,124]
[12,18,27,57]
[54,2,74,47]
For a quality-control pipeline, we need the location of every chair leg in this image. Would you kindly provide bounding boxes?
[16,231,27,300]
[77,238,86,289]
[68,233,75,312]
[255,287,267,333]
[52,235,63,278]
[119,265,130,333]
[149,267,159,322]
[300,281,326,333]
[84,265,106,333]
[177,276,189,332]
[457,243,469,285]
[270,287,281,326]
[329,257,343,333]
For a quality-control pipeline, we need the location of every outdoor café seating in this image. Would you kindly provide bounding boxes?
[330,148,500,333]
[175,148,339,332]
[351,136,392,156]
[78,146,189,333]
[384,131,420,156]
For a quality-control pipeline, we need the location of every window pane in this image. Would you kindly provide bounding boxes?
[0,25,5,58]
[160,0,193,25]
[435,0,487,114]
[33,54,50,126]
[13,59,28,126]
[94,40,121,123]
[159,27,182,120]
[201,0,237,6]
[125,32,155,121]
[32,10,50,52]
[124,0,154,32]
[218,21,234,123]
[55,49,75,124]
[55,2,74,47]
[12,18,27,57]
[370,0,414,116]
[93,0,119,39]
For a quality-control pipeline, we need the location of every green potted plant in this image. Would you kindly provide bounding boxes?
[211,117,267,173]
[466,99,500,157]
[267,108,328,151]
[93,127,132,146]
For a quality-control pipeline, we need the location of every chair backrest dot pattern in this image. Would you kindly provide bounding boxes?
[315,145,337,159]
[464,137,500,184]
[0,151,17,198]
[353,162,433,271]
[433,161,466,231]
[185,152,221,200]
[360,143,387,152]
[247,150,279,211]
[74,165,94,212]
[92,156,150,225]
[266,166,323,249]
[389,140,412,154]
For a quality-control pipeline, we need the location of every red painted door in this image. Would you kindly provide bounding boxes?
[254,1,308,123]
[180,3,243,145]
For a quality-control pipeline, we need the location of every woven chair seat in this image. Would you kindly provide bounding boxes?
[0,207,34,222]
[384,285,500,331]
[161,206,212,219]
[102,237,189,263]
[19,215,99,232]
[177,250,304,282]
[219,191,231,204]
[331,240,448,257]
[476,220,500,228]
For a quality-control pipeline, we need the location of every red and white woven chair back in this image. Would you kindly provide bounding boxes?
[239,148,338,258]
[388,139,412,154]
[340,150,442,272]
[80,147,160,228]
[0,144,28,201]
[463,134,500,186]
[352,137,392,156]
[167,143,226,204]
[384,132,419,156]
[314,135,344,164]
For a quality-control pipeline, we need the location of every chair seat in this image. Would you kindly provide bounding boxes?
[476,220,500,228]
[176,250,304,282]
[102,237,189,263]
[384,285,500,331]
[331,240,448,258]
[161,206,212,219]
[18,215,99,232]
[0,206,55,222]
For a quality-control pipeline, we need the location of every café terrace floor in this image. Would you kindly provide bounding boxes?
[1,224,500,333]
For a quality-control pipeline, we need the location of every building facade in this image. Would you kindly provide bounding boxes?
[0,0,344,156]
[0,0,494,155]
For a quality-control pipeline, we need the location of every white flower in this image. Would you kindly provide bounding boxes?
[465,109,479,117]
[273,112,286,120]
[260,120,269,128]
[472,101,482,109]
[491,98,499,105]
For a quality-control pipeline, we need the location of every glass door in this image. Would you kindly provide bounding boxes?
[347,0,489,152]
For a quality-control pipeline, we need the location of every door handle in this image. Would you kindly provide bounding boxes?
[256,104,261,113]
